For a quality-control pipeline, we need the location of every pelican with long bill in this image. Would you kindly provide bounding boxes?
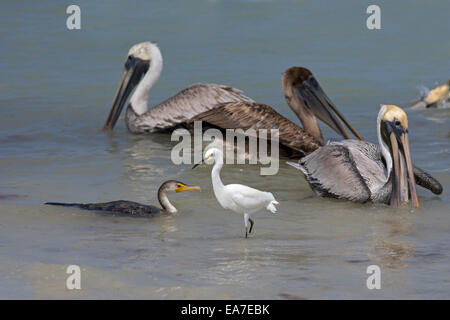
[102,41,254,133]
[288,105,439,207]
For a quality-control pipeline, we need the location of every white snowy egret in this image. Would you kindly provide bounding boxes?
[192,148,279,238]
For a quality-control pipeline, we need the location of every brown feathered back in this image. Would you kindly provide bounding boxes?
[127,83,254,133]
[190,101,322,157]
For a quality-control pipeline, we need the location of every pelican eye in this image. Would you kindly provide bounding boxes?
[124,55,135,69]
[309,76,319,89]
[177,184,182,188]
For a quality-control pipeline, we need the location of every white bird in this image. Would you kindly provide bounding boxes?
[192,148,279,238]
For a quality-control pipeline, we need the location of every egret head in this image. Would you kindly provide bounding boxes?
[192,148,223,169]
[204,148,222,161]
[378,105,418,208]
[103,41,162,130]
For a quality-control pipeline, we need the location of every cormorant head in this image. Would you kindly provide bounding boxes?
[160,180,201,194]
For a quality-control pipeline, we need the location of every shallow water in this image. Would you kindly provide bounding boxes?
[0,0,449,299]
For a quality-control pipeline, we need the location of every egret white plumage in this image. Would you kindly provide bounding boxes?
[192,148,279,238]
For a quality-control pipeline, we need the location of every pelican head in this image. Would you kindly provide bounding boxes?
[378,105,419,208]
[103,41,162,130]
[282,67,363,144]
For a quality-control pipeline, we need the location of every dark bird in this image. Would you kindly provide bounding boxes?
[45,180,200,216]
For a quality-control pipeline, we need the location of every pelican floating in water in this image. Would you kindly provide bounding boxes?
[103,41,254,132]
[192,148,279,238]
[288,105,439,207]
[45,180,200,215]
[404,80,450,109]
[103,45,362,157]
[193,67,442,196]
[190,67,363,158]
[285,68,443,197]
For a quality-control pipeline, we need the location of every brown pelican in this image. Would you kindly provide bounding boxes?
[190,67,363,158]
[45,180,200,215]
[192,67,442,196]
[103,41,254,132]
[103,46,363,157]
[288,105,438,207]
[404,80,450,109]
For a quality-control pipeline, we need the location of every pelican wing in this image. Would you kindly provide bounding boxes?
[132,83,254,132]
[298,145,371,202]
[190,101,321,156]
[332,141,443,195]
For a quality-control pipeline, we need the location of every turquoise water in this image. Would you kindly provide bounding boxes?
[0,0,449,299]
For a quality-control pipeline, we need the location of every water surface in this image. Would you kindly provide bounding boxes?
[0,0,449,299]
